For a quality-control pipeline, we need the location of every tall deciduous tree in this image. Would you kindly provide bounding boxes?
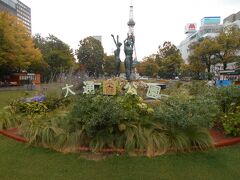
[33,34,75,81]
[215,26,240,70]
[188,54,207,79]
[0,12,43,80]
[76,36,104,77]
[103,54,115,76]
[156,41,183,78]
[137,55,159,77]
[189,38,220,73]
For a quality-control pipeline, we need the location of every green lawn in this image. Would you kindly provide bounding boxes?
[0,84,63,110]
[0,135,239,180]
[0,90,240,180]
[0,90,37,110]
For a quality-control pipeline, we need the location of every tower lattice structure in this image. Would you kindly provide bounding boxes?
[127,1,137,61]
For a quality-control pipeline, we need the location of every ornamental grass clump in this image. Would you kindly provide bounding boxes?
[20,115,70,150]
[0,109,22,129]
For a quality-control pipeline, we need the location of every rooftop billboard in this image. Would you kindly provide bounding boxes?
[201,16,221,25]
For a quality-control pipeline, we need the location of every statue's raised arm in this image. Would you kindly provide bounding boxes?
[111,34,117,47]
[111,34,122,77]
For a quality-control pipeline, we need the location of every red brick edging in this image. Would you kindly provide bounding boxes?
[1,128,240,152]
[0,128,28,143]
[209,129,240,147]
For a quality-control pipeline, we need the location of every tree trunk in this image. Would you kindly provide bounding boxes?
[207,65,211,73]
[223,63,227,70]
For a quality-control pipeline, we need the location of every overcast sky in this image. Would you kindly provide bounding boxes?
[21,0,240,61]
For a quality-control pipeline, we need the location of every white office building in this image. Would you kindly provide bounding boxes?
[223,11,240,28]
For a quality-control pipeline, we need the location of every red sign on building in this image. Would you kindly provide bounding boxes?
[185,23,197,34]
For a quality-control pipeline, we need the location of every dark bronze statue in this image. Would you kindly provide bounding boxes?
[124,35,134,81]
[111,34,122,77]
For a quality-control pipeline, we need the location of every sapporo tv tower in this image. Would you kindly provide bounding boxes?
[127,0,137,62]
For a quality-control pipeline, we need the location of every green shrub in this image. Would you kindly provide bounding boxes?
[16,101,48,115]
[154,92,218,128]
[221,106,240,137]
[65,94,168,155]
[44,95,72,111]
[153,84,226,148]
[119,94,154,122]
[216,85,240,113]
[164,81,217,101]
[69,94,123,136]
[186,81,215,96]
[69,94,153,136]
[9,95,72,116]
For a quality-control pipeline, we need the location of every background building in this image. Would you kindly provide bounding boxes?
[0,0,17,15]
[178,11,240,78]
[199,17,222,36]
[0,0,31,32]
[223,11,240,27]
[178,16,223,63]
[16,0,31,32]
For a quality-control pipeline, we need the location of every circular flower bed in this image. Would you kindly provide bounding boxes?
[1,81,239,156]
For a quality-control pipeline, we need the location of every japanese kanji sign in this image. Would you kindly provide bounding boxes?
[103,80,117,96]
[146,85,161,99]
[124,82,138,95]
[62,84,76,97]
[83,81,95,94]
